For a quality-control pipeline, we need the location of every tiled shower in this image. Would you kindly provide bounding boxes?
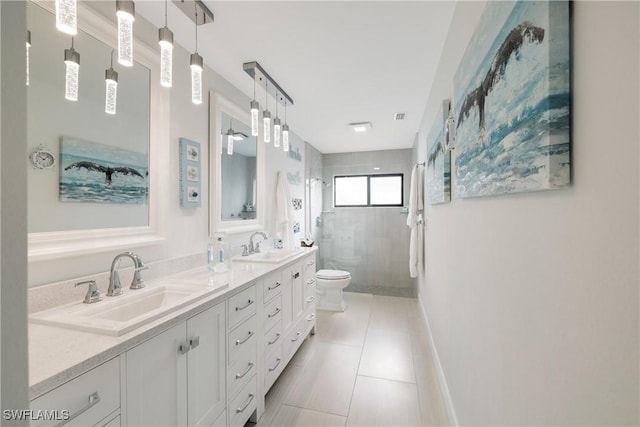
[306,147,416,298]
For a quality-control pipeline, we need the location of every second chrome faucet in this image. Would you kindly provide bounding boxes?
[108,252,147,296]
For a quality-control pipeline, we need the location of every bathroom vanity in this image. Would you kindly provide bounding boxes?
[28,247,317,426]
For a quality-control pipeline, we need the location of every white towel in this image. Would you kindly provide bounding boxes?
[273,171,296,250]
[407,164,424,278]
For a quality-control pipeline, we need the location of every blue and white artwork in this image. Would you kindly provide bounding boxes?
[60,137,148,204]
[426,103,451,204]
[453,1,571,198]
[179,138,202,208]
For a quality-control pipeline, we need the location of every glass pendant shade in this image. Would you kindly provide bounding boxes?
[226,130,234,155]
[159,27,173,88]
[282,123,290,152]
[190,53,203,105]
[55,0,77,35]
[250,100,260,136]
[263,110,271,143]
[26,31,31,86]
[116,0,135,67]
[64,47,80,101]
[273,117,281,148]
[105,68,118,114]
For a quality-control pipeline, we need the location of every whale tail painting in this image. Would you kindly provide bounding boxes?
[452,1,571,198]
[64,161,144,185]
[457,21,545,139]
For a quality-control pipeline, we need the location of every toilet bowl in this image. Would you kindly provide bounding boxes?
[316,269,350,312]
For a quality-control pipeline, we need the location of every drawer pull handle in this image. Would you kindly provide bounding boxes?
[267,307,281,318]
[268,358,282,372]
[268,282,281,291]
[178,343,190,354]
[268,333,281,345]
[307,261,315,266]
[306,313,315,321]
[292,272,300,279]
[235,362,255,379]
[291,332,302,342]
[189,336,200,350]
[235,299,254,311]
[306,296,315,303]
[306,279,315,285]
[53,392,100,427]
[236,330,254,345]
[236,393,255,414]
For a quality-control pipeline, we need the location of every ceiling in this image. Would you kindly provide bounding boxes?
[135,1,456,154]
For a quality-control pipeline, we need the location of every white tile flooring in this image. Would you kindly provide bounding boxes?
[249,292,448,427]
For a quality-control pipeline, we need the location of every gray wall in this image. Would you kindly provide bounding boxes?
[416,1,639,425]
[321,149,415,297]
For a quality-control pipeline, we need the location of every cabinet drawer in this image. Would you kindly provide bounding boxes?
[228,284,257,329]
[304,292,316,309]
[303,256,316,281]
[264,321,283,355]
[228,314,257,364]
[283,317,307,363]
[228,375,257,427]
[304,303,316,336]
[263,294,282,333]
[262,270,283,302]
[31,357,120,427]
[227,340,257,400]
[304,276,316,300]
[264,345,283,393]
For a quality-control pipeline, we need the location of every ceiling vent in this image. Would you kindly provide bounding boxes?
[393,112,406,121]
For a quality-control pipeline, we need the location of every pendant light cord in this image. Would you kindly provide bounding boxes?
[164,0,168,26]
[110,49,114,68]
[265,81,268,110]
[194,5,198,53]
[275,91,279,116]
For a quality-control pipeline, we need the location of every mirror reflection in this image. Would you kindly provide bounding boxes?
[220,112,257,221]
[27,1,151,233]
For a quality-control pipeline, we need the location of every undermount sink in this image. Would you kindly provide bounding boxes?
[233,250,299,264]
[30,282,228,336]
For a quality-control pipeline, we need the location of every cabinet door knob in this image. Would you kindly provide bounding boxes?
[178,343,189,354]
[189,336,200,350]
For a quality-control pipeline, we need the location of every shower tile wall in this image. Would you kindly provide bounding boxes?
[305,142,324,246]
[321,149,416,298]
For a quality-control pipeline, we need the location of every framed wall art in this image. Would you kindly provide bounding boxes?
[453,0,571,198]
[179,138,202,208]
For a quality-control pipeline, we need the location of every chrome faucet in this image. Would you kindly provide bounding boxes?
[248,232,267,254]
[108,252,147,296]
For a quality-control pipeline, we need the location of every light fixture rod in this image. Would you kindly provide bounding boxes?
[172,0,213,25]
[243,61,293,107]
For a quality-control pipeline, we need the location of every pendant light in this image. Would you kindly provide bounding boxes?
[273,91,281,148]
[105,50,118,115]
[250,77,259,136]
[226,118,235,155]
[64,37,80,101]
[55,0,77,35]
[158,0,173,88]
[26,30,31,86]
[190,6,203,105]
[263,81,271,143]
[116,0,135,67]
[282,101,290,152]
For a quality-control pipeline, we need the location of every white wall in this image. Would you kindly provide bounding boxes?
[416,1,639,425]
[1,0,30,420]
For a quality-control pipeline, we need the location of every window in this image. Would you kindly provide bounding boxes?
[334,174,403,207]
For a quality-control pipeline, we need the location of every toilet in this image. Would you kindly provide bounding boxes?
[315,269,351,312]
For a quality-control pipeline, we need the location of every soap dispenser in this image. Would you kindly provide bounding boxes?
[211,232,231,273]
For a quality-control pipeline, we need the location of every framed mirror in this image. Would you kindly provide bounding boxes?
[27,0,168,261]
[210,92,264,234]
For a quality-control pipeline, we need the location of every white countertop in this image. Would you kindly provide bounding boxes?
[28,247,317,399]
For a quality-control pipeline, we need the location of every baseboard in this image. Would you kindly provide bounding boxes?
[417,295,459,426]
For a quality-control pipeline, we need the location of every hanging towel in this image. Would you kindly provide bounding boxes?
[406,164,424,278]
[272,171,296,250]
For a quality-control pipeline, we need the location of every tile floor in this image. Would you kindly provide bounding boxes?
[248,292,448,427]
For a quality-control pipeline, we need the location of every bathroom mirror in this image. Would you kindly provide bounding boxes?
[210,93,264,234]
[27,0,168,260]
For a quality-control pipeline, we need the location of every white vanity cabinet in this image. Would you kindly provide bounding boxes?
[125,301,226,427]
[30,357,121,427]
[226,284,258,426]
[262,270,284,392]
